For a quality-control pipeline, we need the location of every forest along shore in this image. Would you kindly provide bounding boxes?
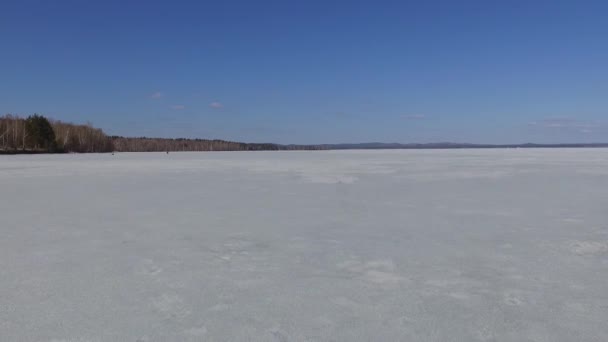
[0,114,323,153]
[3,114,607,154]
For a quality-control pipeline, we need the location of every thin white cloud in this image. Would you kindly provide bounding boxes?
[210,102,223,109]
[529,117,600,129]
[150,91,163,99]
[528,117,605,135]
[171,105,185,110]
[401,114,427,120]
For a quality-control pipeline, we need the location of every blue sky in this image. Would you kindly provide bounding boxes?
[1,0,607,144]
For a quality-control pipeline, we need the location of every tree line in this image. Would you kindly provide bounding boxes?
[1,114,114,153]
[113,137,284,152]
[1,114,323,153]
[112,137,324,152]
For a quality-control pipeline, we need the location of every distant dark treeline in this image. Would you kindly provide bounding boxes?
[321,142,608,149]
[1,114,323,153]
[111,136,324,152]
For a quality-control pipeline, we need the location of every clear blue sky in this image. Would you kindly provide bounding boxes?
[1,0,607,144]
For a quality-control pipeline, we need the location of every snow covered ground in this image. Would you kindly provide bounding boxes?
[1,149,607,341]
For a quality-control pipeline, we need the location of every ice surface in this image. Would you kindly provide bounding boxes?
[1,149,607,341]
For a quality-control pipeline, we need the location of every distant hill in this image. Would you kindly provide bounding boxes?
[321,142,608,150]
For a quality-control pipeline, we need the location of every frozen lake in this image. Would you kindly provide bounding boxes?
[1,149,607,341]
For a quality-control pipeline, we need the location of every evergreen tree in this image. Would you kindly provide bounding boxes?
[25,114,57,151]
